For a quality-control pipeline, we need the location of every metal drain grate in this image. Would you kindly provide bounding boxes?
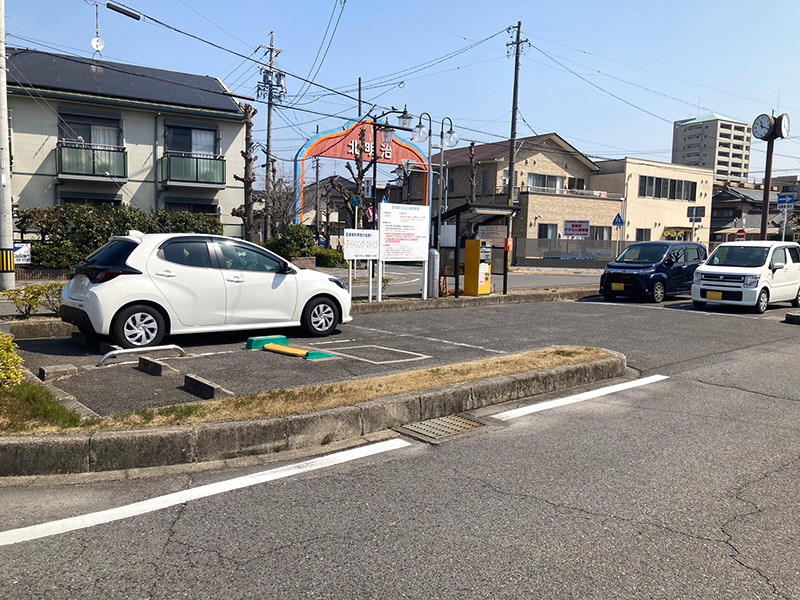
[398,414,485,444]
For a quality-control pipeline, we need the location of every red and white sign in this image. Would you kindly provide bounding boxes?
[379,203,430,261]
[736,228,746,241]
[563,220,590,238]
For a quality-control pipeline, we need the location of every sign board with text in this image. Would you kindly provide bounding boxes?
[13,242,31,265]
[563,220,590,238]
[343,229,379,260]
[778,194,795,210]
[379,203,430,261]
[477,225,507,247]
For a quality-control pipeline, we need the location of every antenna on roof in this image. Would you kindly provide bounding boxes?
[90,2,105,58]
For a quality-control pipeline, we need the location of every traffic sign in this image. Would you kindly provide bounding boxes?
[687,205,706,218]
[366,206,376,222]
[612,213,624,227]
[736,229,746,241]
[350,195,362,208]
[777,194,795,210]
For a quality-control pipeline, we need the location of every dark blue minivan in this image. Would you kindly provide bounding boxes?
[599,241,707,302]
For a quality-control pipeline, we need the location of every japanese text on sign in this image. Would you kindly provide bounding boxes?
[343,229,379,260]
[347,140,393,161]
[379,203,430,261]
[563,220,590,238]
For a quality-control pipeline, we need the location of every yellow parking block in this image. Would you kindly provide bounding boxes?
[262,343,309,358]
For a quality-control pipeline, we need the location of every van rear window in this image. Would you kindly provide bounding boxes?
[82,240,138,267]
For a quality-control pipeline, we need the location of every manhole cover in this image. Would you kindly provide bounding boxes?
[398,414,485,444]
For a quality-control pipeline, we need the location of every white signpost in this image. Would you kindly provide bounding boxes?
[343,229,379,301]
[778,194,795,241]
[378,203,430,302]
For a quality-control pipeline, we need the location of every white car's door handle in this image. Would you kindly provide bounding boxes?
[155,270,177,278]
[226,276,245,283]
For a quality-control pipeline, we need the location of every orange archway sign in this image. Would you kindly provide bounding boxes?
[293,119,429,222]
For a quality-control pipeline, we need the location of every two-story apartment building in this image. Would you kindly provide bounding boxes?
[7,47,246,235]
[594,158,714,245]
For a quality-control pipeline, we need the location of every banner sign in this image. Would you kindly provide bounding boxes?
[563,220,590,238]
[379,203,430,261]
[343,229,379,260]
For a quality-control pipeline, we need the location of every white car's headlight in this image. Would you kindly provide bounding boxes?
[744,274,760,288]
[693,272,702,284]
[328,277,347,290]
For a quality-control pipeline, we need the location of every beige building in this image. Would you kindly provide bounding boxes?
[7,47,246,236]
[672,113,751,185]
[594,158,714,245]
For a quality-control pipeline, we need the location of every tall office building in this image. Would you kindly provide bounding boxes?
[672,113,751,185]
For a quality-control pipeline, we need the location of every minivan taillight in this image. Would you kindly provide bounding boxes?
[91,269,131,284]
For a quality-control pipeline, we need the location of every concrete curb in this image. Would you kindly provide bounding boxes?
[352,287,596,314]
[0,352,625,477]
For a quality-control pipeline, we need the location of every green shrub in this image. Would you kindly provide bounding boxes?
[3,286,41,318]
[41,283,65,313]
[16,204,224,268]
[0,335,24,389]
[266,225,316,259]
[310,246,347,268]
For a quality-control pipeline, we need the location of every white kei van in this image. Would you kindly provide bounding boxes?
[691,240,800,313]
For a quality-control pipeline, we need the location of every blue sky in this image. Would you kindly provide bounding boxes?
[7,0,800,186]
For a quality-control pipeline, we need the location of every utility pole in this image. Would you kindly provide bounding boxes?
[257,33,283,239]
[503,21,525,295]
[233,104,258,241]
[0,0,15,290]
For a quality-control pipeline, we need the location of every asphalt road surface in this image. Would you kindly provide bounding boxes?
[2,297,800,598]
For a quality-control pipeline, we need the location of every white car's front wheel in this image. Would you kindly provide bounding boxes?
[301,297,339,337]
[114,305,166,348]
[754,288,770,314]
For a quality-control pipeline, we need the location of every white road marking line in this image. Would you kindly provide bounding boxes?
[350,325,507,354]
[325,345,431,364]
[493,375,669,421]
[309,339,356,345]
[0,439,411,547]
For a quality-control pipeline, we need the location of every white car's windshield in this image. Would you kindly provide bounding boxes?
[707,245,769,268]
[615,243,669,264]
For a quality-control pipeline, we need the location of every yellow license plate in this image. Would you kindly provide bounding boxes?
[611,283,625,291]
[706,291,722,300]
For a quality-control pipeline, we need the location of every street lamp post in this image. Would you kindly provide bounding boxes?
[437,117,458,253]
[411,114,457,298]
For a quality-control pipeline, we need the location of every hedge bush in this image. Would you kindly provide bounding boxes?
[0,335,24,389]
[16,204,224,268]
[310,246,347,268]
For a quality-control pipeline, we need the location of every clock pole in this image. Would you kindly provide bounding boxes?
[760,137,775,241]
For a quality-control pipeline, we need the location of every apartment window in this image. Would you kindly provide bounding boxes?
[538,223,558,239]
[720,123,731,130]
[719,142,730,148]
[59,113,121,147]
[528,174,564,190]
[720,133,731,139]
[481,170,491,194]
[733,144,743,150]
[734,135,744,141]
[165,124,218,155]
[718,160,729,167]
[635,228,651,241]
[734,125,744,132]
[719,151,729,157]
[640,175,696,201]
[567,177,585,190]
[589,226,611,241]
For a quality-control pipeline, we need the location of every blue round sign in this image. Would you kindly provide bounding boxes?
[351,195,362,207]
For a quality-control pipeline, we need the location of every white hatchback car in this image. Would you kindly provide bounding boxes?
[60,231,353,348]
[691,240,800,313]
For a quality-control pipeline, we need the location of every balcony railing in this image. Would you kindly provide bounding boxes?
[160,153,226,187]
[477,186,624,201]
[57,141,127,180]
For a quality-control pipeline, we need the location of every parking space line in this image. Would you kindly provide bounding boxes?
[325,345,431,365]
[349,325,507,354]
[0,439,412,547]
[493,375,669,421]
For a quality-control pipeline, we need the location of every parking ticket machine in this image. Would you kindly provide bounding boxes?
[464,239,492,296]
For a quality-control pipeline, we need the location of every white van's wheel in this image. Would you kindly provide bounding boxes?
[754,289,769,314]
[792,286,800,308]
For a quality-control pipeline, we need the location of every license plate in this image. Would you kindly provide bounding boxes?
[706,290,722,301]
[611,283,624,291]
